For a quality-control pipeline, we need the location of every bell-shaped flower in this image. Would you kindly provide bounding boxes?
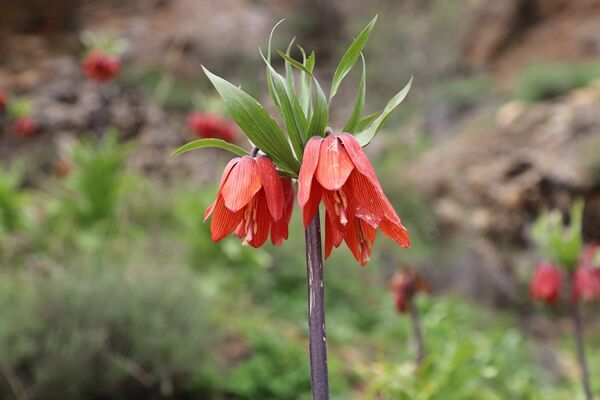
[297,133,409,265]
[204,155,290,248]
[530,263,562,305]
[82,50,120,83]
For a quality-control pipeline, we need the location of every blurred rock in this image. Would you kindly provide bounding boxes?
[410,81,600,243]
[464,0,600,80]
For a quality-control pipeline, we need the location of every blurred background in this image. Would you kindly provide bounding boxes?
[1,0,599,399]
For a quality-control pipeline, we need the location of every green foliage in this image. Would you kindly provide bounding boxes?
[360,298,568,400]
[53,132,132,226]
[531,201,584,270]
[0,264,221,399]
[171,138,248,158]
[0,166,28,237]
[514,61,600,102]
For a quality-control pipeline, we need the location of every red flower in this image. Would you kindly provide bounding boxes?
[578,244,599,269]
[573,267,600,302]
[187,112,235,142]
[297,133,409,265]
[0,90,6,109]
[12,117,37,137]
[270,178,294,246]
[390,270,428,314]
[530,263,562,305]
[82,50,120,83]
[204,155,292,248]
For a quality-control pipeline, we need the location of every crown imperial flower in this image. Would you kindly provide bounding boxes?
[12,116,37,138]
[530,263,562,305]
[204,155,292,248]
[82,50,120,83]
[187,112,235,142]
[297,133,409,265]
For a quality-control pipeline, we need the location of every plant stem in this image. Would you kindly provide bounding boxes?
[408,298,425,365]
[304,211,329,400]
[570,274,592,400]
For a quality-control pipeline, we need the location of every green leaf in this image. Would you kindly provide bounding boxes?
[357,112,380,131]
[278,50,328,140]
[202,66,299,172]
[329,15,377,102]
[342,53,366,133]
[354,76,412,146]
[260,49,308,160]
[285,37,296,89]
[171,138,248,157]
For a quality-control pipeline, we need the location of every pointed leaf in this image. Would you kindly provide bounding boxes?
[171,138,248,157]
[203,67,299,172]
[329,16,377,102]
[260,49,308,160]
[285,37,296,88]
[342,53,366,133]
[354,76,412,146]
[357,111,380,131]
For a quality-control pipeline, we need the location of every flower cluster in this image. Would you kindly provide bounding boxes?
[187,112,235,142]
[174,17,413,266]
[202,133,410,265]
[82,50,120,83]
[531,245,600,305]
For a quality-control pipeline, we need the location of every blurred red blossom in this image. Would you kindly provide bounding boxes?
[530,263,562,305]
[297,133,409,266]
[390,270,428,314]
[187,112,235,142]
[54,160,71,178]
[204,155,292,248]
[82,50,120,83]
[0,90,6,109]
[573,267,600,302]
[12,116,37,138]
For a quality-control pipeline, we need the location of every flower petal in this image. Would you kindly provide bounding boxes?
[315,135,354,191]
[271,178,294,246]
[338,134,381,191]
[380,218,410,248]
[302,182,322,228]
[256,155,285,220]
[297,136,323,207]
[325,211,344,258]
[221,156,262,212]
[209,196,244,242]
[247,191,271,248]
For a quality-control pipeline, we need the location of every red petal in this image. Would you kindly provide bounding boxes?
[221,156,261,212]
[217,158,241,192]
[315,135,354,191]
[209,196,244,242]
[343,218,376,266]
[339,134,381,191]
[256,155,285,220]
[297,137,323,207]
[203,200,216,222]
[302,183,322,228]
[321,189,353,234]
[271,178,294,246]
[380,218,410,248]
[247,191,271,248]
[324,212,344,258]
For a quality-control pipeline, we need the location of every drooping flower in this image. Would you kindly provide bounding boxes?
[297,133,409,265]
[82,50,120,83]
[390,269,428,314]
[573,267,600,302]
[0,90,6,109]
[12,116,37,137]
[187,112,235,142]
[204,155,291,248]
[530,263,562,305]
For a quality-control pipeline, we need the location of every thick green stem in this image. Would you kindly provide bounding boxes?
[304,211,329,400]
